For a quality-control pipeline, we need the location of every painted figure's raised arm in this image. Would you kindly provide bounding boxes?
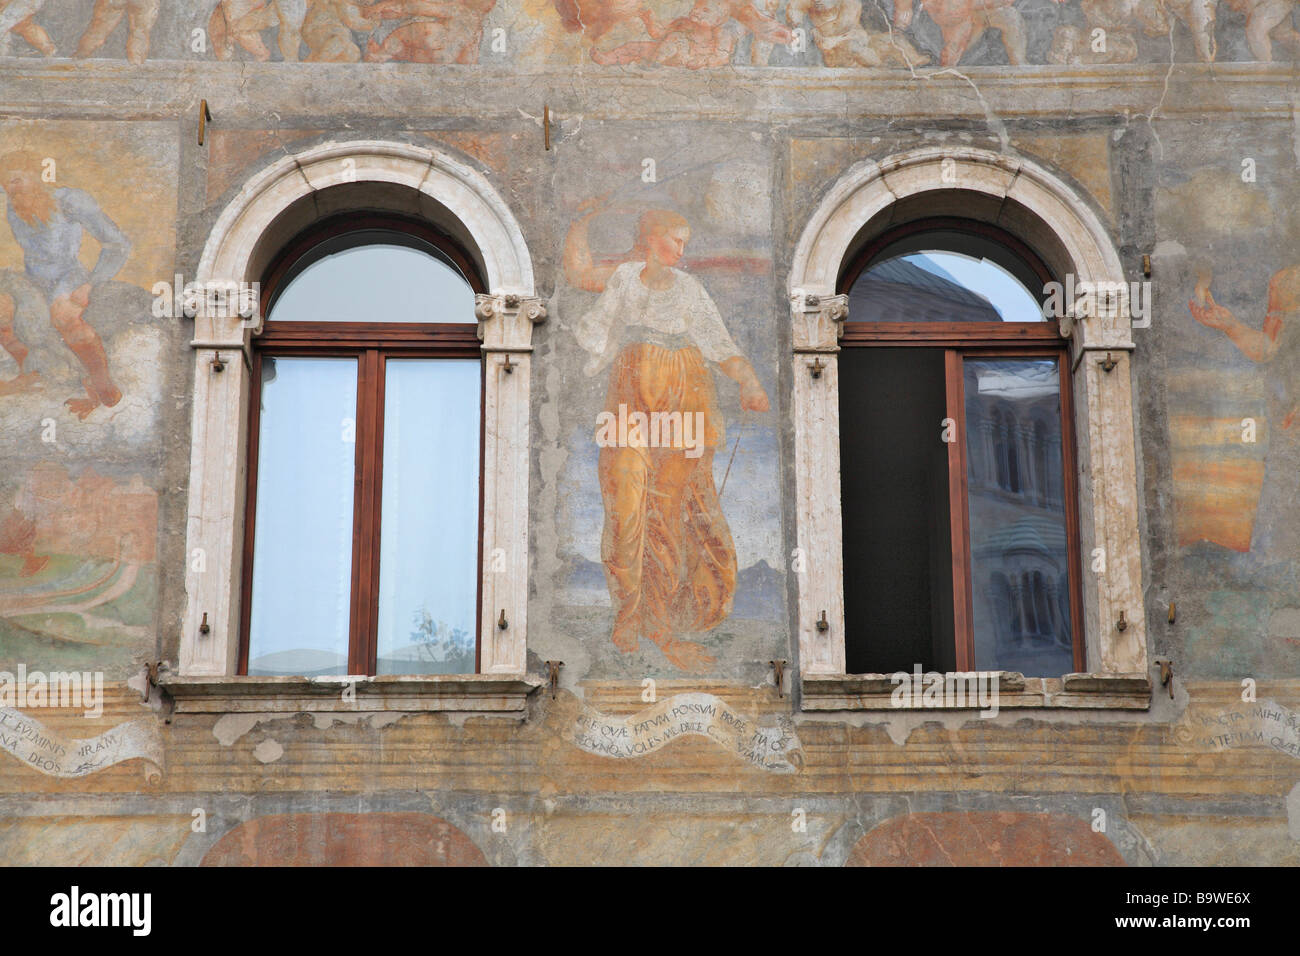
[563,208,619,293]
[1188,268,1299,364]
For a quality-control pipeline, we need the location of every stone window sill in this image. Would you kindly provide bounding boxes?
[160,674,543,715]
[800,672,1151,712]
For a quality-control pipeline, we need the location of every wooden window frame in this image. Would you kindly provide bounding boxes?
[836,218,1086,675]
[237,215,487,677]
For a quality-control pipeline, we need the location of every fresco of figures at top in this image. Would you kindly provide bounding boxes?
[0,0,1294,66]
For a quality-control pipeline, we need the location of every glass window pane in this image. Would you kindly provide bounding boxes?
[270,242,474,323]
[964,357,1073,677]
[848,251,1045,323]
[376,359,481,675]
[248,357,358,676]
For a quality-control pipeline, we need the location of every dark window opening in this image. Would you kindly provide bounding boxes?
[837,219,1084,678]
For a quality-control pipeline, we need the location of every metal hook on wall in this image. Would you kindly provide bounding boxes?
[198,99,213,146]
[545,660,563,699]
[770,659,787,698]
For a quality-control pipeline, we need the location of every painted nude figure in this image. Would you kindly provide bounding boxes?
[302,0,379,61]
[0,151,130,420]
[1224,0,1300,61]
[595,0,793,68]
[893,0,1030,66]
[364,0,495,63]
[209,0,308,61]
[564,206,769,672]
[0,0,55,56]
[75,0,160,64]
[1189,265,1300,561]
[553,0,650,61]
[788,0,930,67]
[1048,0,1148,64]
[1049,0,1224,63]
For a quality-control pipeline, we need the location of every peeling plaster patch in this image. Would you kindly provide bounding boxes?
[1288,782,1300,842]
[252,739,283,763]
[126,669,167,713]
[1156,170,1274,235]
[1151,239,1187,260]
[308,712,410,732]
[213,713,272,747]
[213,711,412,746]
[800,680,1184,741]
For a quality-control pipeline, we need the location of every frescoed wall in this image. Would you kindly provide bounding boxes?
[0,0,1296,869]
[0,0,1295,65]
[0,121,172,680]
[542,127,784,681]
[1139,120,1300,679]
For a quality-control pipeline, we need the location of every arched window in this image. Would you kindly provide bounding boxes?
[240,218,485,677]
[169,142,544,715]
[837,217,1083,678]
[790,147,1149,710]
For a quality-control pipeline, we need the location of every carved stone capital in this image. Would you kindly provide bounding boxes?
[475,292,548,351]
[1060,280,1137,349]
[790,291,849,352]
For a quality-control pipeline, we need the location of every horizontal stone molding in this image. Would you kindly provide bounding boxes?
[801,672,1152,711]
[2,63,1294,124]
[161,674,543,715]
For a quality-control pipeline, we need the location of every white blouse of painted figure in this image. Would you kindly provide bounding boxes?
[575,261,742,376]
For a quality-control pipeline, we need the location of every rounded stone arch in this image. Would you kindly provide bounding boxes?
[177,139,545,680]
[788,145,1125,338]
[787,145,1148,688]
[197,139,536,320]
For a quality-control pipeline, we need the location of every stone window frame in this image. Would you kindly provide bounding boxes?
[788,146,1150,711]
[162,141,544,715]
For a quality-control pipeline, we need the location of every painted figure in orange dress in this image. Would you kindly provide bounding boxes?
[564,207,769,672]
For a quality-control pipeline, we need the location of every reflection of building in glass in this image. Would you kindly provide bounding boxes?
[849,256,1003,323]
[964,364,1072,675]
